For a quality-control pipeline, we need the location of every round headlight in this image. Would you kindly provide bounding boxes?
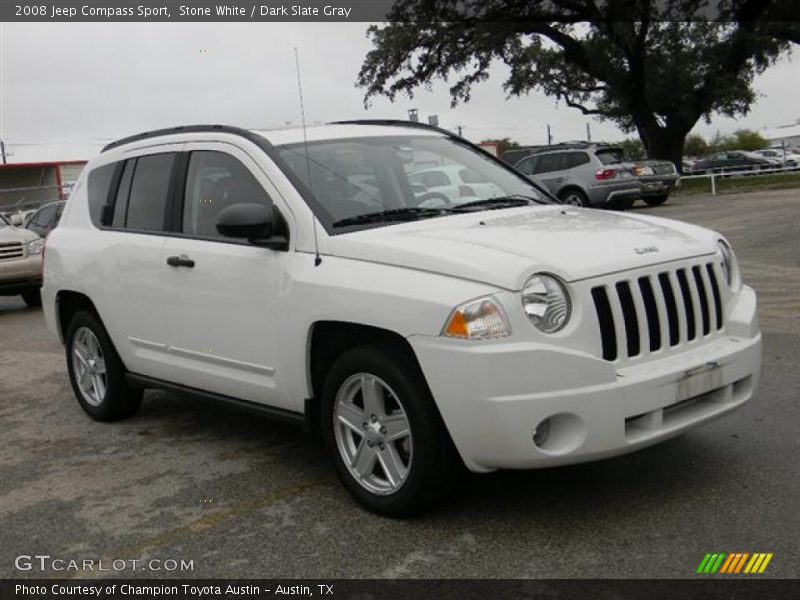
[522,273,571,333]
[717,239,740,291]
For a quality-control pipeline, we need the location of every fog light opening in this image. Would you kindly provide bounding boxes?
[530,413,587,455]
[532,419,551,448]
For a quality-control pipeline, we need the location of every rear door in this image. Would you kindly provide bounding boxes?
[96,147,181,381]
[159,143,295,410]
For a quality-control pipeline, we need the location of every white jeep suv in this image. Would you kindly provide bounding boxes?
[42,122,761,516]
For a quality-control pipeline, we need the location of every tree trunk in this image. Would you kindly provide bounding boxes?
[637,124,689,170]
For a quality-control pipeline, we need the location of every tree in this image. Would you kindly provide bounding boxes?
[480,137,521,155]
[731,129,769,150]
[358,0,798,165]
[617,138,645,160]
[684,134,710,157]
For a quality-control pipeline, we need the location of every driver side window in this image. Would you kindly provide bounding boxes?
[182,151,273,239]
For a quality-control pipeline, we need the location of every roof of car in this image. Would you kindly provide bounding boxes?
[101,122,446,153]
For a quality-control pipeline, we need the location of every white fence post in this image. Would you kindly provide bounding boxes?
[711,174,716,195]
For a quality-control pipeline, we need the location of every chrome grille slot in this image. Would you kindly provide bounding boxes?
[0,242,24,261]
[591,261,726,362]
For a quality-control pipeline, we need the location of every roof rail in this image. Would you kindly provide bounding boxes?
[330,119,460,139]
[102,124,255,152]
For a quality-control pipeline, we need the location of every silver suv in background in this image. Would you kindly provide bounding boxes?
[503,143,641,209]
[503,143,677,209]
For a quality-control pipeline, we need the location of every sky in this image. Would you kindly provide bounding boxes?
[1,22,798,162]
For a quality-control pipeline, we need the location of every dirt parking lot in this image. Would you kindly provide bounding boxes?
[1,189,799,579]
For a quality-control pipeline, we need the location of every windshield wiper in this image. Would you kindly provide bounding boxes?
[451,195,544,212]
[332,207,453,228]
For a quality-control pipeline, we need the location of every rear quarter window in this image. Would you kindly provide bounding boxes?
[86,163,117,227]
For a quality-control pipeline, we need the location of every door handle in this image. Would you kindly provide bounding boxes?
[166,254,195,268]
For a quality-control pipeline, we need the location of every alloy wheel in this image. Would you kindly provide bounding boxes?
[333,373,413,495]
[71,326,107,407]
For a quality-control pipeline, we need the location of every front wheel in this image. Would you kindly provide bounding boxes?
[320,343,455,517]
[65,310,142,421]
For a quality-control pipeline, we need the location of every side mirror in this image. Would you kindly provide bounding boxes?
[216,203,288,250]
[216,203,272,239]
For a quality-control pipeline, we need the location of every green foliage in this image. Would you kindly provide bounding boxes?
[686,129,769,156]
[358,1,797,162]
[684,134,709,157]
[731,129,769,151]
[480,138,521,155]
[617,138,645,160]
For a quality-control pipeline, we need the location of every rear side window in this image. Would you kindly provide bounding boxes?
[125,154,175,232]
[87,163,116,227]
[535,153,566,174]
[565,152,590,168]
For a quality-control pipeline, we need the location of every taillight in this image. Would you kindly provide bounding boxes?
[595,169,617,180]
[459,184,476,197]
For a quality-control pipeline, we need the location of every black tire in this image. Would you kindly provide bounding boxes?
[558,188,589,207]
[608,196,636,211]
[21,288,41,307]
[643,193,669,206]
[320,342,456,517]
[65,310,142,421]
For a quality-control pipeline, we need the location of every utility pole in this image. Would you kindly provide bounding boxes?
[0,140,6,165]
[586,123,592,143]
[457,125,463,137]
[546,125,552,145]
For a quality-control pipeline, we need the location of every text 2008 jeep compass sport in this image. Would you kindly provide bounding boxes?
[42,122,761,516]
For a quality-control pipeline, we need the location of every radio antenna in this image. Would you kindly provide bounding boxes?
[294,47,322,267]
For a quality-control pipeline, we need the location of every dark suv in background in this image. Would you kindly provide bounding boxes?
[502,142,677,208]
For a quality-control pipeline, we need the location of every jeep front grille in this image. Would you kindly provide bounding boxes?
[0,242,24,261]
[591,261,724,361]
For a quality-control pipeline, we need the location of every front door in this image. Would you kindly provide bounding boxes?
[160,144,294,410]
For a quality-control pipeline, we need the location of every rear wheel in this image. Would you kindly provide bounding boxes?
[65,310,142,421]
[21,288,41,307]
[320,343,455,517]
[643,193,669,206]
[559,188,589,207]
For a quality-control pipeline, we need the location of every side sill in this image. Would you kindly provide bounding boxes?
[125,373,307,428]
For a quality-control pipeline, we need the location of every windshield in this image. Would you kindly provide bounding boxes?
[0,214,9,227]
[276,135,552,231]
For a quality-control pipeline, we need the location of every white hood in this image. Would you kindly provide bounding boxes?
[327,206,719,290]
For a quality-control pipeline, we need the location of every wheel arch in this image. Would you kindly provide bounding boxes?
[304,321,426,438]
[55,290,101,344]
[556,184,588,203]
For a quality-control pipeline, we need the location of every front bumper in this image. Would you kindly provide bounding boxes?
[409,286,761,472]
[0,255,42,295]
